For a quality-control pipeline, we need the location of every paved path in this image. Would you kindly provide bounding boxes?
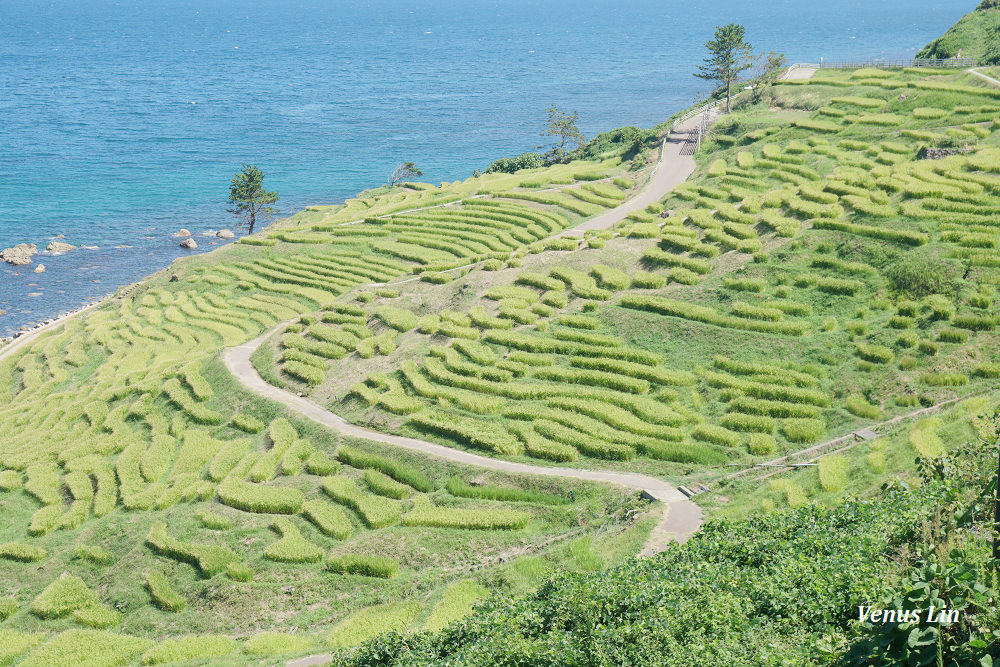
[224,330,701,554]
[560,108,717,237]
[968,67,1000,88]
[782,65,817,80]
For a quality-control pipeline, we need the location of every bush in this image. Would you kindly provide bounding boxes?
[485,152,544,174]
[145,571,186,612]
[781,418,826,443]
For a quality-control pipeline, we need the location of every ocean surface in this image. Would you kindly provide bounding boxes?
[0,0,971,335]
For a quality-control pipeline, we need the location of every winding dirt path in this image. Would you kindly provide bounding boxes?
[223,330,702,553]
[968,67,1000,88]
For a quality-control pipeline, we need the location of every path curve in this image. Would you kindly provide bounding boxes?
[968,67,1000,88]
[224,329,702,552]
[560,108,717,237]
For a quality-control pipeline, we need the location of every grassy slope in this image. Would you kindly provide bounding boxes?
[917,1,1000,60]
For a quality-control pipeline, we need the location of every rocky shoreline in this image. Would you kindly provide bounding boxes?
[0,227,238,344]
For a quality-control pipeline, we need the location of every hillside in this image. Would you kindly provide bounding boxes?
[1,9,1000,666]
[917,0,1000,62]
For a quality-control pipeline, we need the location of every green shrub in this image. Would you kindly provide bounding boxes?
[145,571,186,612]
[326,554,400,578]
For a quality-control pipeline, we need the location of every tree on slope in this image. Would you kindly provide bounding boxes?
[747,51,787,103]
[695,23,753,112]
[228,164,279,235]
[388,162,423,187]
[542,106,586,164]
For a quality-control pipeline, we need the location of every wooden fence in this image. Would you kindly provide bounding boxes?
[819,57,975,69]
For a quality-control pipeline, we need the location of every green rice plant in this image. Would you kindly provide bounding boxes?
[953,314,997,331]
[723,277,766,293]
[918,340,938,355]
[282,360,326,385]
[762,299,813,316]
[374,306,419,332]
[0,629,45,664]
[759,210,800,237]
[227,561,253,582]
[282,333,348,360]
[913,107,948,119]
[363,469,411,499]
[550,267,611,300]
[632,270,667,289]
[326,602,423,649]
[728,396,821,418]
[731,302,783,322]
[145,522,239,577]
[708,158,727,176]
[532,366,650,394]
[196,509,232,530]
[0,542,46,562]
[973,363,1000,379]
[264,517,324,563]
[781,418,826,443]
[322,476,403,528]
[938,328,969,343]
[423,579,489,632]
[231,413,264,434]
[301,499,352,540]
[619,295,808,336]
[814,276,864,296]
[400,495,530,530]
[568,356,695,386]
[591,264,632,290]
[162,378,224,425]
[888,316,915,329]
[896,332,918,348]
[74,545,113,565]
[335,445,433,491]
[669,267,702,285]
[910,417,944,457]
[242,632,315,657]
[792,118,840,132]
[692,423,741,447]
[0,598,19,622]
[0,469,21,491]
[140,635,239,665]
[846,395,881,419]
[145,571,186,612]
[28,505,64,536]
[326,554,399,579]
[24,462,61,506]
[818,455,848,492]
[445,477,565,504]
[216,479,304,514]
[408,411,522,456]
[811,219,927,246]
[920,373,968,386]
[856,343,893,364]
[30,574,98,619]
[747,433,777,455]
[642,247,713,274]
[533,419,633,460]
[207,438,254,482]
[718,412,775,434]
[19,630,154,667]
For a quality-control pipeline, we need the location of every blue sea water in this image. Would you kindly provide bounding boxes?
[0,0,971,335]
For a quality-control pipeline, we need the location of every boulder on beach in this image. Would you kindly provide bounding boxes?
[217,229,235,239]
[174,229,192,238]
[46,241,76,253]
[1,243,38,266]
[33,264,45,273]
[179,238,198,250]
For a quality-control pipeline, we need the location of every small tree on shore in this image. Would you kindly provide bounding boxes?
[542,106,586,164]
[748,51,788,103]
[228,164,279,235]
[388,162,423,187]
[695,23,753,112]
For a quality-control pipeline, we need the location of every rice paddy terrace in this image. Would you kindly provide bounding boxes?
[1,63,1000,664]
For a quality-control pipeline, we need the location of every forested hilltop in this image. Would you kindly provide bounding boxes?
[1,3,1000,665]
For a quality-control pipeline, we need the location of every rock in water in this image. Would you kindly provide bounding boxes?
[1,243,38,265]
[216,229,235,239]
[46,241,76,253]
[179,238,198,250]
[174,229,192,238]
[33,264,45,273]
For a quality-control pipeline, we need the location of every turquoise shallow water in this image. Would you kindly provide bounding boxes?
[0,0,970,334]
